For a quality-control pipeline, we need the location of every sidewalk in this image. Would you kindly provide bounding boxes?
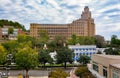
[8,76,48,78]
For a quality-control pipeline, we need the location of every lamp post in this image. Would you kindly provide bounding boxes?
[6,54,13,78]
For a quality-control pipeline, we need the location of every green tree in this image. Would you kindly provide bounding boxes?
[17,35,33,48]
[77,55,90,65]
[38,49,53,66]
[2,40,19,54]
[110,35,120,47]
[67,34,78,45]
[15,47,38,78]
[49,68,69,78]
[111,35,117,45]
[78,36,95,45]
[17,34,32,43]
[38,30,49,43]
[104,47,120,55]
[8,27,14,34]
[55,47,74,68]
[49,35,66,51]
[0,45,6,65]
[75,66,96,78]
[54,35,66,48]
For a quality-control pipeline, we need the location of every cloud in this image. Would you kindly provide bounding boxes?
[0,0,120,40]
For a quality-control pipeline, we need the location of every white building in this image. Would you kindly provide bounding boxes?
[68,44,97,63]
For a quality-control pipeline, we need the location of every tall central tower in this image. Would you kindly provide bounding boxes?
[81,6,91,19]
[68,6,95,37]
[81,6,95,36]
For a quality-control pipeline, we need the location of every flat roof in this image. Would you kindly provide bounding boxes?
[111,64,120,69]
[94,54,120,60]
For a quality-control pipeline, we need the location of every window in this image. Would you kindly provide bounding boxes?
[76,53,78,56]
[86,52,88,55]
[113,69,119,78]
[103,66,107,78]
[76,49,78,51]
[93,62,98,72]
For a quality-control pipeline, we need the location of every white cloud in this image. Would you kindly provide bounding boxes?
[61,0,92,6]
[0,0,120,40]
[97,4,120,13]
[46,0,61,10]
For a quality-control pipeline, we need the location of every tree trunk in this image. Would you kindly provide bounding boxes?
[64,62,66,69]
[26,69,29,78]
[44,62,45,67]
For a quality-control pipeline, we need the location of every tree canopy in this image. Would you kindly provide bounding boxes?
[15,47,38,78]
[55,47,74,68]
[38,49,53,66]
[67,35,95,45]
[77,55,90,65]
[0,45,6,65]
[110,35,120,47]
[75,66,96,78]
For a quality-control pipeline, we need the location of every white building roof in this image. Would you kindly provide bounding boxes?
[94,54,120,60]
[111,64,120,69]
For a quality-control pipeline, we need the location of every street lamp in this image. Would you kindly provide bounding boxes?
[6,54,13,78]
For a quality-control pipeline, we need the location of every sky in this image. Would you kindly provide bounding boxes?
[0,0,120,40]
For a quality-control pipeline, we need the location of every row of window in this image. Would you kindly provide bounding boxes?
[72,48,96,51]
[75,52,96,56]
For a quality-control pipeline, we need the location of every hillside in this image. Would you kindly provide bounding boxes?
[0,19,26,31]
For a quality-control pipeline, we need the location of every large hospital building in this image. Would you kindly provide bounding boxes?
[30,6,95,39]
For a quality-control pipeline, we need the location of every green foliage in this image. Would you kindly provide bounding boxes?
[110,35,120,47]
[0,19,26,31]
[49,68,69,78]
[17,34,32,43]
[15,46,38,78]
[54,35,66,48]
[78,36,95,45]
[17,35,33,48]
[15,46,38,70]
[38,49,53,66]
[104,47,120,55]
[8,27,14,34]
[2,40,19,54]
[67,34,77,45]
[77,55,90,65]
[67,35,95,45]
[0,45,6,65]
[38,30,49,43]
[55,47,74,68]
[75,66,96,78]
[48,35,67,51]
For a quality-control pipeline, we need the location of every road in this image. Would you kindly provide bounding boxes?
[0,68,71,77]
[0,70,49,76]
